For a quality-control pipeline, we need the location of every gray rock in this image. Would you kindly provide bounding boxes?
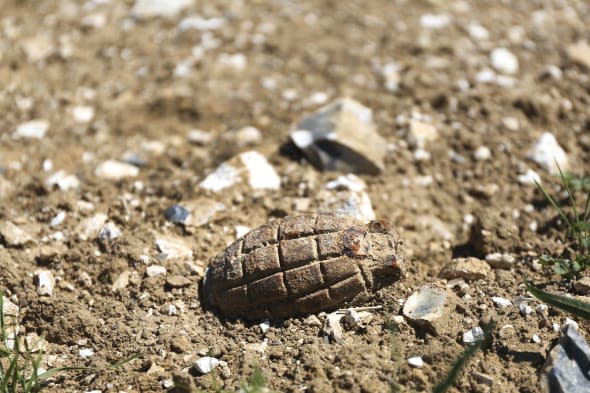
[485,253,516,269]
[463,327,485,344]
[0,221,35,247]
[321,312,344,344]
[146,265,167,277]
[290,98,387,174]
[193,356,221,374]
[155,235,193,261]
[164,205,190,224]
[540,324,590,393]
[403,284,456,336]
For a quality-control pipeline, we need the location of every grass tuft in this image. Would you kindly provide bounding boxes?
[0,290,139,392]
[535,167,590,279]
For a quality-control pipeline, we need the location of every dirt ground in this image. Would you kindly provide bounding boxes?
[1,0,590,392]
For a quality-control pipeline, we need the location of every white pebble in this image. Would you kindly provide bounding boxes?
[95,160,139,180]
[502,117,519,131]
[34,269,55,296]
[491,48,519,74]
[535,304,548,316]
[564,318,579,330]
[518,169,541,185]
[407,356,424,368]
[519,303,533,316]
[146,265,166,277]
[240,151,281,190]
[463,327,485,344]
[420,13,451,29]
[193,357,220,374]
[491,296,512,309]
[71,106,95,123]
[468,23,489,40]
[259,320,270,333]
[50,211,66,228]
[13,120,49,139]
[79,348,95,358]
[532,334,541,343]
[527,132,568,175]
[474,146,491,161]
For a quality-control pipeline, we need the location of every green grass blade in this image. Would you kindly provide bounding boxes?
[524,280,590,320]
[583,186,590,222]
[432,319,496,393]
[558,165,579,226]
[534,180,572,231]
[106,353,142,369]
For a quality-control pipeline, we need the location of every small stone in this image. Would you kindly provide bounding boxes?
[76,214,108,241]
[231,126,262,147]
[564,318,579,330]
[13,120,48,139]
[574,277,590,295]
[439,257,491,281]
[517,169,541,186]
[170,336,192,353]
[112,271,130,292]
[491,48,519,74]
[407,356,424,368]
[79,348,94,359]
[166,275,191,288]
[21,35,54,62]
[167,304,177,315]
[325,174,366,192]
[146,265,166,277]
[178,16,225,31]
[304,315,322,327]
[155,236,193,261]
[540,324,590,392]
[98,222,121,244]
[0,221,35,247]
[193,357,220,374]
[403,284,456,336]
[259,320,270,333]
[498,324,515,339]
[463,327,485,344]
[50,211,66,228]
[492,297,512,309]
[34,269,55,296]
[163,205,190,224]
[218,53,247,71]
[46,170,80,191]
[290,98,387,174]
[71,106,94,123]
[321,312,344,344]
[502,117,520,131]
[131,0,193,19]
[474,146,491,161]
[199,151,280,192]
[527,132,568,175]
[484,253,516,269]
[408,120,439,149]
[420,13,451,29]
[536,304,548,316]
[474,372,494,386]
[532,334,542,344]
[467,23,489,40]
[317,189,375,222]
[187,129,213,145]
[567,41,590,69]
[95,160,139,180]
[342,309,373,330]
[519,303,533,316]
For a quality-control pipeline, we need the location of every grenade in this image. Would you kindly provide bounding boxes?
[202,212,406,320]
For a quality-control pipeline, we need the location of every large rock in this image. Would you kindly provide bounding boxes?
[540,324,590,393]
[290,98,387,175]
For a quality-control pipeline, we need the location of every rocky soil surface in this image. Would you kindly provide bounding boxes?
[1,0,590,392]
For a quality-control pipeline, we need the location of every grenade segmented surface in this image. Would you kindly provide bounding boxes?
[203,212,406,320]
